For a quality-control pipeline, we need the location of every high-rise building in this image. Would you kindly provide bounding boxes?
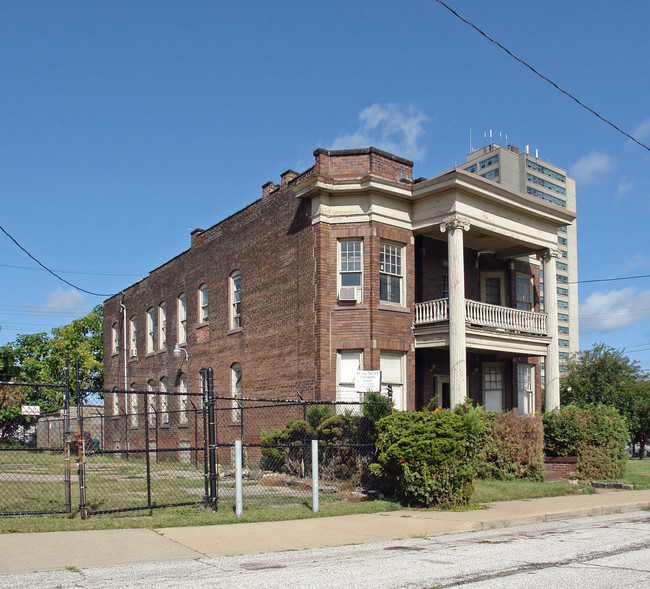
[464,143,578,368]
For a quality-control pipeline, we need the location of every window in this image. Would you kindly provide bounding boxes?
[178,294,187,343]
[337,350,363,405]
[443,264,449,298]
[481,272,505,306]
[231,363,242,422]
[558,287,569,296]
[160,378,169,424]
[558,313,569,322]
[526,159,566,182]
[556,261,568,272]
[129,316,137,357]
[147,308,155,353]
[338,240,363,301]
[380,241,403,304]
[130,383,139,427]
[199,283,208,323]
[147,379,156,426]
[526,186,567,208]
[517,364,534,415]
[516,274,533,311]
[464,164,477,173]
[112,323,119,354]
[559,325,570,334]
[559,339,570,347]
[158,302,166,348]
[479,154,499,169]
[230,271,242,329]
[481,169,499,180]
[179,373,188,425]
[483,364,504,411]
[558,236,567,246]
[381,351,406,411]
[111,387,119,416]
[558,300,569,309]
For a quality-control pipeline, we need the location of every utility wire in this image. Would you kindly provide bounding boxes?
[572,274,650,285]
[0,262,142,277]
[0,223,115,298]
[435,0,650,153]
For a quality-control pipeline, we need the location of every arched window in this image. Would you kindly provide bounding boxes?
[199,283,208,323]
[146,308,156,353]
[231,363,242,422]
[179,372,189,424]
[158,301,167,348]
[178,294,187,343]
[230,271,242,329]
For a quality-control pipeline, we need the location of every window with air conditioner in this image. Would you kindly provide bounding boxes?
[338,239,362,302]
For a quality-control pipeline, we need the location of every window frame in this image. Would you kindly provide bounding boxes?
[231,363,243,423]
[379,240,405,306]
[146,307,156,353]
[178,293,187,344]
[338,239,363,302]
[480,271,506,306]
[112,322,119,354]
[179,373,189,425]
[380,350,406,411]
[229,271,242,330]
[482,362,504,411]
[515,273,533,311]
[158,301,167,349]
[129,315,138,356]
[198,283,208,323]
[337,349,363,407]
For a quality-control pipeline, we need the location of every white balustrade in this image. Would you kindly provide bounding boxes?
[414,298,547,336]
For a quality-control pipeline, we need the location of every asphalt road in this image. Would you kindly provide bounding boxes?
[2,511,649,588]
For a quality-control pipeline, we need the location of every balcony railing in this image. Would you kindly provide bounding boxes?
[414,298,547,336]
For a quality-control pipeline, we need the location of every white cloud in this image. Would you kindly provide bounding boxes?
[633,116,650,141]
[570,151,615,184]
[623,253,649,272]
[44,288,88,312]
[330,103,429,161]
[615,180,633,201]
[580,287,650,334]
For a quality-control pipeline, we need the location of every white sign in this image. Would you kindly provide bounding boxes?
[21,405,41,416]
[355,370,381,393]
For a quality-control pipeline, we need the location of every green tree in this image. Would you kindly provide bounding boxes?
[561,342,649,459]
[561,343,643,408]
[0,305,103,436]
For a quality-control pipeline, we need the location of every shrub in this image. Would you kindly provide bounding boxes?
[370,409,482,508]
[476,412,545,482]
[543,404,628,480]
[306,404,334,429]
[260,419,314,474]
[362,392,392,425]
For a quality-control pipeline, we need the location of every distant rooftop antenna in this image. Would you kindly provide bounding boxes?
[525,145,530,154]
[535,148,539,158]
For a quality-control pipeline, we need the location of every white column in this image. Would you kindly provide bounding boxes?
[441,218,469,408]
[542,249,561,411]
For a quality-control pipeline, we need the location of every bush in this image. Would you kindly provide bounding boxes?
[369,408,482,508]
[306,404,334,429]
[476,412,545,482]
[260,419,314,474]
[362,392,392,425]
[543,404,628,479]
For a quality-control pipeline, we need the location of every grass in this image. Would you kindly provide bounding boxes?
[471,479,592,504]
[620,458,650,489]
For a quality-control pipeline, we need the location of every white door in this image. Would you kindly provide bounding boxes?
[517,364,534,414]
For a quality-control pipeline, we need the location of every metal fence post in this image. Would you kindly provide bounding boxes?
[63,355,71,514]
[312,439,319,513]
[235,439,243,518]
[76,359,87,519]
[144,390,152,510]
[207,368,217,510]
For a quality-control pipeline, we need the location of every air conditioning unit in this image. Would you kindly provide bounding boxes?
[339,286,360,302]
[129,349,138,358]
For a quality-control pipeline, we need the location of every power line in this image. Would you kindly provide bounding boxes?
[573,274,650,285]
[0,262,143,277]
[434,0,650,153]
[0,223,115,298]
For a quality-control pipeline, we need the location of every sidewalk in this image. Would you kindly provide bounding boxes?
[1,489,649,575]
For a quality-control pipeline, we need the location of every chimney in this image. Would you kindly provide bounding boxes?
[508,145,519,154]
[280,170,299,186]
[262,181,280,197]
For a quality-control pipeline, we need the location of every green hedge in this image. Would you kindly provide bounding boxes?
[369,407,483,508]
[476,412,545,482]
[543,404,628,479]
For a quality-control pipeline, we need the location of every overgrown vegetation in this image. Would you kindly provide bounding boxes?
[561,342,650,459]
[476,411,545,482]
[543,404,629,479]
[370,405,483,508]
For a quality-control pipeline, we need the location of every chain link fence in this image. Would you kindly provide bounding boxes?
[2,363,388,517]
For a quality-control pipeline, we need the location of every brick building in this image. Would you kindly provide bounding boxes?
[103,147,575,447]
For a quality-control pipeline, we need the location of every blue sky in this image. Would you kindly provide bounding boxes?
[1,1,649,370]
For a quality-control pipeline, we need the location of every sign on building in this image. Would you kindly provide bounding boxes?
[21,405,41,416]
[355,370,381,393]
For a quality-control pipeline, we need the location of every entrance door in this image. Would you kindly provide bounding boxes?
[517,364,534,414]
[435,376,450,409]
[483,363,504,411]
